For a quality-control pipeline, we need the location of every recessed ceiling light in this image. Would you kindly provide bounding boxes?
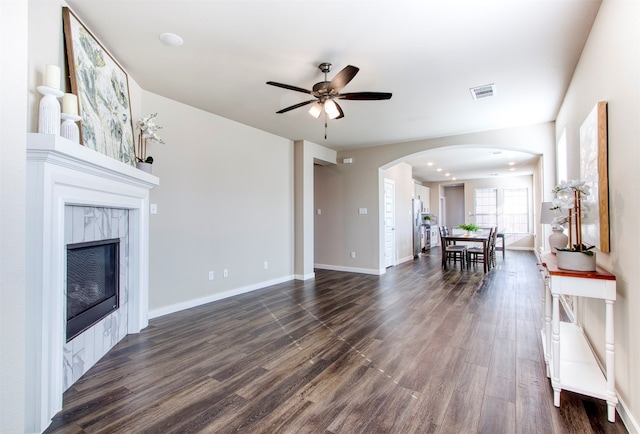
[436,168,442,172]
[452,177,457,180]
[427,162,434,166]
[445,173,450,177]
[159,32,183,47]
[509,168,516,171]
[508,161,516,166]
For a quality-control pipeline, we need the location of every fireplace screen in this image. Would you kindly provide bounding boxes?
[66,238,119,341]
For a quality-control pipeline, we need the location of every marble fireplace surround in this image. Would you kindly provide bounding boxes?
[26,133,159,433]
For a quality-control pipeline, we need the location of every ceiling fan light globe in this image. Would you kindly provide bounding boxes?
[324,99,340,119]
[308,102,322,118]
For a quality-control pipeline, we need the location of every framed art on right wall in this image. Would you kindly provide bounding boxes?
[579,101,610,252]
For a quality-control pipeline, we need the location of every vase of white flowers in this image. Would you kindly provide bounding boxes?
[135,113,164,173]
[552,180,596,271]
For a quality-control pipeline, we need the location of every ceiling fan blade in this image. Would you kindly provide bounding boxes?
[266,81,312,95]
[338,92,392,100]
[334,101,345,119]
[329,65,359,92]
[275,99,316,114]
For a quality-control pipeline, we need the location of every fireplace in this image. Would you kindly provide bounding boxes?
[26,133,159,433]
[66,238,120,341]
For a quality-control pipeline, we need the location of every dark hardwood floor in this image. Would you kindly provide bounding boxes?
[45,250,628,433]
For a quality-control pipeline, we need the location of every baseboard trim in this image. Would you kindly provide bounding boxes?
[618,395,639,434]
[314,263,383,275]
[397,255,415,265]
[294,272,315,281]
[148,274,295,319]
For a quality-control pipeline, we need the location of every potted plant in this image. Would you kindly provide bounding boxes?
[135,113,164,173]
[423,215,431,223]
[552,180,596,271]
[458,223,480,234]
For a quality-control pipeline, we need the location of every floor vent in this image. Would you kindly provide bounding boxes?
[470,83,496,99]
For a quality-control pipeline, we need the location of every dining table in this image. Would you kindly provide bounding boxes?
[443,231,492,273]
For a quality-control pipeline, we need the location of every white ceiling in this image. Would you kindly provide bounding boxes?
[64,0,601,182]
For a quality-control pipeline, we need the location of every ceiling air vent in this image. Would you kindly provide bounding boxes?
[470,84,496,100]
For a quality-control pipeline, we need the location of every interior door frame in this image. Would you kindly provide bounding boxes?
[384,178,396,268]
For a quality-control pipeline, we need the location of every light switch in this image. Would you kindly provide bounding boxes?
[150,203,157,214]
[358,208,368,215]
[317,208,322,215]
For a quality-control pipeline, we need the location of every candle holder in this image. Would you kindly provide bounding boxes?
[37,85,64,135]
[60,113,82,143]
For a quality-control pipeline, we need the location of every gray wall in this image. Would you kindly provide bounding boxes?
[444,185,465,228]
[142,91,296,314]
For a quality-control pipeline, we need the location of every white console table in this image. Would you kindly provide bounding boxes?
[538,252,617,422]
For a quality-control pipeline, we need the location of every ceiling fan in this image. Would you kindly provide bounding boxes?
[266,62,392,138]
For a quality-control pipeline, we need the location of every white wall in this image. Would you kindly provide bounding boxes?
[142,91,296,314]
[0,1,28,432]
[554,0,640,428]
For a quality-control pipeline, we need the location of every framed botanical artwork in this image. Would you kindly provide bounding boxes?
[579,101,610,252]
[62,7,136,166]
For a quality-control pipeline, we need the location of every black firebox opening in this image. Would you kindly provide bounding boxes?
[66,238,120,342]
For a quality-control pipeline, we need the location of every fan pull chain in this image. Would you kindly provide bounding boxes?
[324,111,328,139]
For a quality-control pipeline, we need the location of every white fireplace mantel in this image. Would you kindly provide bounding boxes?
[25,133,159,433]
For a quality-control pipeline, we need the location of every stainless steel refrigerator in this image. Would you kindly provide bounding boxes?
[412,199,423,258]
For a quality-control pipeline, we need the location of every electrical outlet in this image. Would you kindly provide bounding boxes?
[350,251,356,259]
[264,261,269,270]
[223,269,229,278]
[208,271,214,280]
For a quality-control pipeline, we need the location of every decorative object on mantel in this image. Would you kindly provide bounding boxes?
[540,201,568,253]
[63,7,136,166]
[37,64,63,135]
[60,93,81,143]
[552,180,596,271]
[135,113,164,173]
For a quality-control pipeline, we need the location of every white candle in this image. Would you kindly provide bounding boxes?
[45,64,60,90]
[62,93,78,116]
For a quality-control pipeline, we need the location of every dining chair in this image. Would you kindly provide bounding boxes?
[466,227,493,270]
[439,226,467,270]
[489,228,499,268]
[495,232,505,259]
[442,226,458,246]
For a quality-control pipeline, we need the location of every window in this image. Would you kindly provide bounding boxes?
[474,188,497,228]
[503,188,528,233]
